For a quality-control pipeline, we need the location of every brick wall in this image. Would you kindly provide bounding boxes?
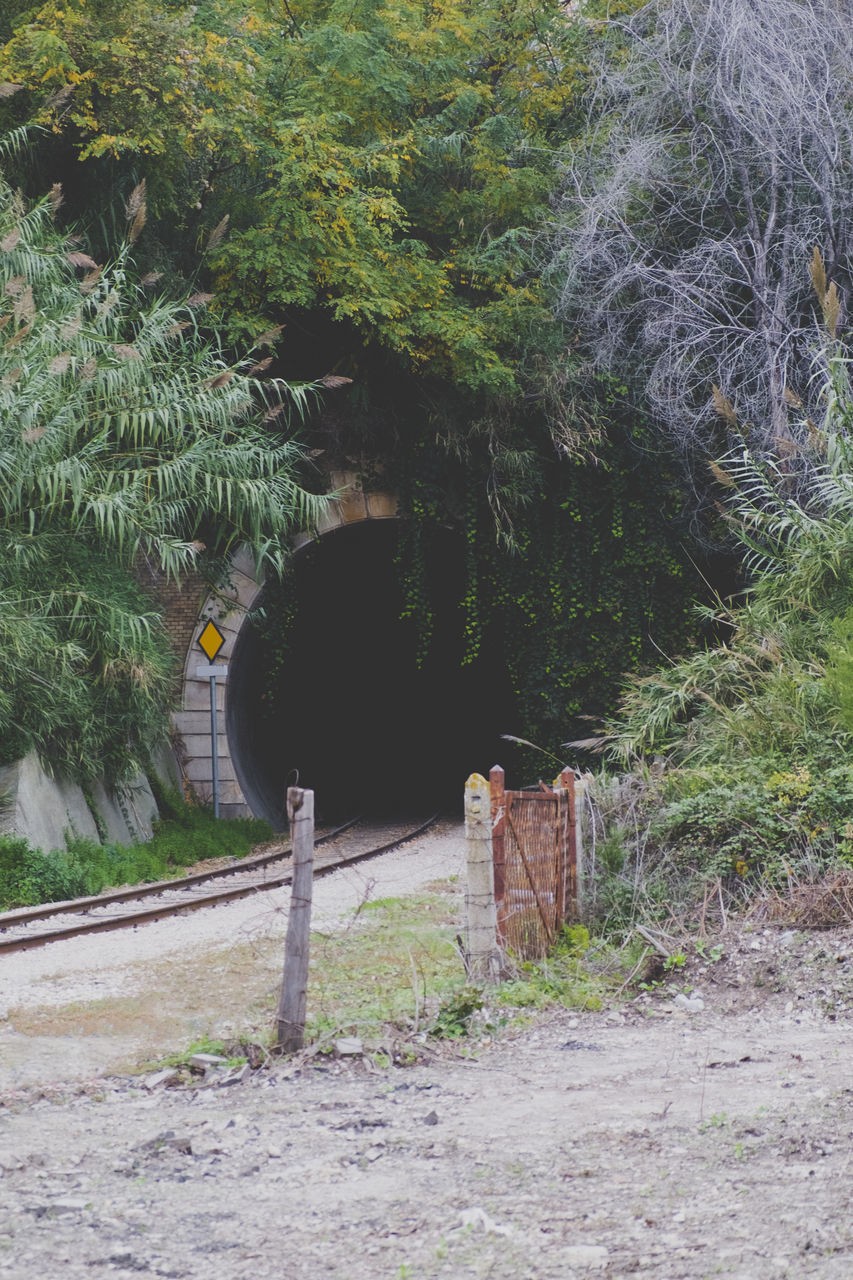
[135,558,208,665]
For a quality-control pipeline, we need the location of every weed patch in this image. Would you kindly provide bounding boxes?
[301,891,466,1046]
[0,808,272,909]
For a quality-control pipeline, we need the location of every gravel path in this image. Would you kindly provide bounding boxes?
[0,820,463,1013]
[0,820,464,1088]
[2,1002,853,1279]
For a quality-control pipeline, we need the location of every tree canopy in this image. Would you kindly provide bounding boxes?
[0,0,613,405]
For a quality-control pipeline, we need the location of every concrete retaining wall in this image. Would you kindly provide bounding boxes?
[0,751,169,854]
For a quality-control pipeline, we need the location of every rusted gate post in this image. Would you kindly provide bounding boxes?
[464,773,503,983]
[489,765,579,961]
[275,786,314,1052]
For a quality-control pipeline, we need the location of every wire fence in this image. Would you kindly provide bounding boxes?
[490,766,577,960]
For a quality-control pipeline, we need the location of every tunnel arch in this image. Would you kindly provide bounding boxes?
[173,472,399,819]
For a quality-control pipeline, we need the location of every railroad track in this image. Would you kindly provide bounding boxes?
[0,814,440,956]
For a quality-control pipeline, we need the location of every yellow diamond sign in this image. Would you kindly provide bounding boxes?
[197,619,226,662]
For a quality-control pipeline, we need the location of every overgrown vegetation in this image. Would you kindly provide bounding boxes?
[0,806,272,909]
[0,151,324,781]
[267,893,611,1052]
[0,0,694,791]
[549,0,853,474]
[3,0,852,939]
[301,892,466,1047]
[577,286,853,930]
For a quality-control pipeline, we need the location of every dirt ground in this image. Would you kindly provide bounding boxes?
[4,845,853,1278]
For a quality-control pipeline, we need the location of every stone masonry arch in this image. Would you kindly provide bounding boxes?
[172,473,398,818]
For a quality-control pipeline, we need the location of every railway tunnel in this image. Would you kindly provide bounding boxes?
[225,518,517,825]
[174,479,520,827]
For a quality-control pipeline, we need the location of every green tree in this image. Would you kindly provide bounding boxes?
[0,0,259,214]
[1,0,605,412]
[0,163,324,779]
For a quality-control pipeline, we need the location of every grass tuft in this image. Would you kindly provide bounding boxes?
[0,807,272,909]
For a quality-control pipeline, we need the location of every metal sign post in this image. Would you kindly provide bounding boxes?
[196,621,228,818]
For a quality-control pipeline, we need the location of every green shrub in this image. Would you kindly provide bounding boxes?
[0,836,88,906]
[0,809,273,909]
[652,760,853,884]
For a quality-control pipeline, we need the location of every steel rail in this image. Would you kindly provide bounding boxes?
[0,814,440,956]
[0,815,364,931]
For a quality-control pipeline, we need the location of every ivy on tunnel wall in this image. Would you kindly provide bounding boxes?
[396,428,693,778]
[253,418,695,789]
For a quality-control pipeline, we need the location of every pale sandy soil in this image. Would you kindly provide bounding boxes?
[0,820,464,1088]
[3,824,853,1279]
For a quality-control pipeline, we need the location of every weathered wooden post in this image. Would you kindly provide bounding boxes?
[465,773,502,984]
[574,774,588,920]
[556,766,576,924]
[489,765,507,948]
[275,786,314,1052]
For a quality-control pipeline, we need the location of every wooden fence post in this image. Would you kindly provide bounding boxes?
[574,775,588,920]
[275,786,314,1052]
[465,773,502,984]
[489,765,507,949]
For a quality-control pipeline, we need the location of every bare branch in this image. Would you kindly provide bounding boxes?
[549,0,853,495]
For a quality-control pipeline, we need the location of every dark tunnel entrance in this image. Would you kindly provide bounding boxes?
[227,520,519,826]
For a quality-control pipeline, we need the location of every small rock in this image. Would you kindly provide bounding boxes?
[334,1037,363,1058]
[0,1153,23,1172]
[458,1207,514,1237]
[423,1111,439,1126]
[217,1063,251,1087]
[191,1053,228,1069]
[143,1068,180,1091]
[139,1131,193,1156]
[673,993,705,1013]
[193,1141,227,1158]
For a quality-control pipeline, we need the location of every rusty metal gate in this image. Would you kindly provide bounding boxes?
[490,765,577,960]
